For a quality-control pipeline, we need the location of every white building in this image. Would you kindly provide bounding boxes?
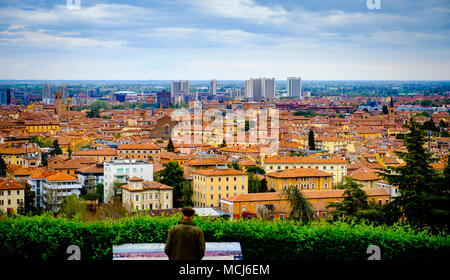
[287,77,302,97]
[28,171,82,209]
[245,78,274,99]
[171,80,189,104]
[262,78,275,99]
[103,160,153,203]
[210,79,217,95]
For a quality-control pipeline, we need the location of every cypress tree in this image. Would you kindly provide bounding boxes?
[308,130,315,150]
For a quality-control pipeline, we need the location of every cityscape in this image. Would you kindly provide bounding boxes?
[0,0,449,266]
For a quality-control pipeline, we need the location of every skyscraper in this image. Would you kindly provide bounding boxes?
[261,78,275,99]
[245,78,274,99]
[0,88,11,105]
[171,80,189,104]
[57,85,68,104]
[210,79,217,95]
[42,84,53,104]
[287,77,302,97]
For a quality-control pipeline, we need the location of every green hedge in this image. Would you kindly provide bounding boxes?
[0,215,449,261]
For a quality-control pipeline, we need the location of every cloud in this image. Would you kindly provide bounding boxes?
[0,27,126,49]
[191,0,288,24]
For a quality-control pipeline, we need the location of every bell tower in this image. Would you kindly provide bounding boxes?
[388,97,395,123]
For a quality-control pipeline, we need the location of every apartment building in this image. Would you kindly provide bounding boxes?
[103,160,153,203]
[0,177,25,214]
[192,167,248,207]
[121,177,173,211]
[266,168,333,191]
[263,156,348,187]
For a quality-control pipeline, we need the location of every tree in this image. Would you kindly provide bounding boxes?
[326,177,371,221]
[219,139,226,148]
[422,117,438,132]
[0,156,7,177]
[379,117,449,232]
[41,152,49,167]
[86,108,100,118]
[158,161,185,207]
[246,166,265,175]
[68,147,72,159]
[282,186,315,223]
[228,162,241,171]
[181,181,194,207]
[96,183,104,204]
[308,130,315,150]
[42,188,61,213]
[49,140,62,156]
[97,197,127,219]
[248,173,262,193]
[61,194,87,219]
[167,138,175,152]
[22,183,36,215]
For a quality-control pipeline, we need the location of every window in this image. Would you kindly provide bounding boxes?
[17,190,20,195]
[136,195,139,201]
[211,178,213,182]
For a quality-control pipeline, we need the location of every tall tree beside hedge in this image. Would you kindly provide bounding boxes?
[379,117,449,231]
[158,161,184,207]
[326,177,369,221]
[308,130,315,150]
[282,186,315,223]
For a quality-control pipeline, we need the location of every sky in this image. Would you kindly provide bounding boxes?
[0,0,449,80]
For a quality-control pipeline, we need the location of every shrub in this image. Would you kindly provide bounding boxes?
[0,215,448,261]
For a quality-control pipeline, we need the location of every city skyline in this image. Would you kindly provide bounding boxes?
[0,0,449,80]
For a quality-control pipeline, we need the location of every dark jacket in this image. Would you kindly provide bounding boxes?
[164,219,205,260]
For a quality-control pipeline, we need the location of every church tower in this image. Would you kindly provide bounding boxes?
[388,97,395,123]
[54,91,64,115]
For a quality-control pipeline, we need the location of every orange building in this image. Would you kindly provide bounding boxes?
[221,188,390,220]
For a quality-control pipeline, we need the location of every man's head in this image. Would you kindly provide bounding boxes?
[181,207,195,220]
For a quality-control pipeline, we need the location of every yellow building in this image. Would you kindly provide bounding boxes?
[192,168,248,208]
[356,127,383,140]
[118,144,161,161]
[0,146,41,168]
[266,168,333,191]
[72,149,118,163]
[263,156,347,187]
[121,177,173,211]
[348,170,380,189]
[24,120,60,135]
[0,177,25,214]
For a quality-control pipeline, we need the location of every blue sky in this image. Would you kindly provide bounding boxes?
[0,0,449,80]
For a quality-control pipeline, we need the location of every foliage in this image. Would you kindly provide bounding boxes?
[327,177,369,221]
[248,173,266,193]
[0,156,6,177]
[245,166,265,175]
[157,161,185,207]
[308,130,315,150]
[379,117,450,232]
[1,215,448,261]
[293,110,316,117]
[61,194,88,219]
[282,186,315,223]
[181,181,194,207]
[86,108,100,118]
[166,138,174,152]
[228,161,241,171]
[30,136,54,148]
[96,183,104,204]
[49,140,62,156]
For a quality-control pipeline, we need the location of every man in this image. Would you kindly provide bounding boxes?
[165,207,205,260]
